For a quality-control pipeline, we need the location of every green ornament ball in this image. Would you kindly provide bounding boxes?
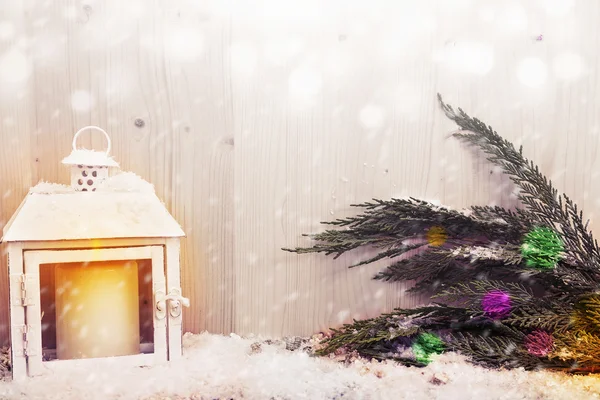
[521,226,564,270]
[412,332,445,365]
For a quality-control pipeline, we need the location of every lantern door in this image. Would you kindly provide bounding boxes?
[18,246,168,377]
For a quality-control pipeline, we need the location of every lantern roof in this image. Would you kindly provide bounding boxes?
[1,172,185,242]
[61,149,119,167]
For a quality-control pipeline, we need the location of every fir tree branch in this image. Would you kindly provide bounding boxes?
[374,248,456,282]
[350,242,425,268]
[434,280,534,309]
[438,94,600,282]
[377,249,527,295]
[469,205,535,232]
[572,294,600,335]
[284,198,530,262]
[284,95,600,372]
[315,305,470,356]
[449,332,572,370]
[503,301,574,333]
[553,330,600,369]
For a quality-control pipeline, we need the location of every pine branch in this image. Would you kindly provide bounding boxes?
[503,301,574,333]
[373,248,456,283]
[376,248,530,295]
[284,95,600,372]
[449,332,572,370]
[551,264,599,292]
[438,94,600,281]
[434,280,534,310]
[469,205,535,233]
[415,259,528,294]
[572,294,600,334]
[350,242,425,268]
[283,198,530,263]
[315,305,470,357]
[553,330,600,368]
[449,332,521,367]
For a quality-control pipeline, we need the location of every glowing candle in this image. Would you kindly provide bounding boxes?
[55,260,140,359]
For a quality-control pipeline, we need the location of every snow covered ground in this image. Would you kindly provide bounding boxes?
[0,332,598,400]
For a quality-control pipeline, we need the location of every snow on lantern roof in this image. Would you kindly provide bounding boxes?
[61,149,119,167]
[1,172,185,242]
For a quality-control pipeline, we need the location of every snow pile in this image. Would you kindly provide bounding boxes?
[0,332,598,400]
[29,182,74,194]
[61,149,119,167]
[96,172,155,194]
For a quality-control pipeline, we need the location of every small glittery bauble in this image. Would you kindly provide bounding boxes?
[481,290,512,319]
[524,330,554,357]
[426,226,448,247]
[521,226,564,269]
[412,332,445,364]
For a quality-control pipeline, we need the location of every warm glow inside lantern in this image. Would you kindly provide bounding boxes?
[55,260,141,360]
[1,126,188,379]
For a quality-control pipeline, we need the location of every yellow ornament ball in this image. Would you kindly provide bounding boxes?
[426,226,448,247]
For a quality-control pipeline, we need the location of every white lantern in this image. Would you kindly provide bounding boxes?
[61,126,119,191]
[1,130,189,380]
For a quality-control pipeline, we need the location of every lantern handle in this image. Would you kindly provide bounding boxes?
[72,126,111,156]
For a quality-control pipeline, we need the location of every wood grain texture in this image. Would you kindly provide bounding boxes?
[2,0,600,343]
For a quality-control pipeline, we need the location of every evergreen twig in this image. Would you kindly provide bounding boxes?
[285,95,600,371]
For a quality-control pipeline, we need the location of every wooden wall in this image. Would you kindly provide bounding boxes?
[1,0,600,344]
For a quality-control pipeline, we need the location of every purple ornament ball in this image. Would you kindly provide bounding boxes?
[481,290,512,319]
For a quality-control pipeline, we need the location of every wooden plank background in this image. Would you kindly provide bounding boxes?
[1,0,599,344]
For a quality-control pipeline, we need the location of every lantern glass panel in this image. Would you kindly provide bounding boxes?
[38,259,155,361]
